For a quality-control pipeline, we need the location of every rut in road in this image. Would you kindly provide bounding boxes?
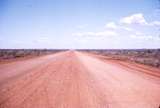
[0,52,110,108]
[0,52,66,108]
[0,51,160,108]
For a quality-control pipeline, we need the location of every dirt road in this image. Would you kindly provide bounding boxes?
[0,51,160,108]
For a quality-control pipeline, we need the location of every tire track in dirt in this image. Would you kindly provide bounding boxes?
[0,51,160,108]
[0,52,69,108]
[17,53,71,108]
[76,51,160,108]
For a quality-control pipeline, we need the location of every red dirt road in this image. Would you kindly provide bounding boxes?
[0,51,160,108]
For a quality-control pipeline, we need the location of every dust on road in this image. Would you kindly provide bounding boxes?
[0,51,160,108]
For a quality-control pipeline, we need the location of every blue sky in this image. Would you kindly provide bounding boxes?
[0,0,160,49]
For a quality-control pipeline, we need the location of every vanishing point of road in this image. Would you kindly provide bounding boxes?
[0,51,160,108]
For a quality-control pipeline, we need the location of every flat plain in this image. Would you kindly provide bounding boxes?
[0,50,160,108]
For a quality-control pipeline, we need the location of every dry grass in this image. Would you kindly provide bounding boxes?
[0,49,65,61]
[81,49,160,68]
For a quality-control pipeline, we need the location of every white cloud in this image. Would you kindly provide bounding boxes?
[105,22,134,32]
[72,30,117,37]
[130,31,160,41]
[135,31,143,35]
[34,37,52,43]
[120,13,160,27]
[95,31,117,36]
[105,22,117,29]
[12,40,26,44]
[77,24,88,29]
[120,26,134,31]
[149,21,160,26]
[120,13,148,25]
[130,35,160,41]
[72,12,159,46]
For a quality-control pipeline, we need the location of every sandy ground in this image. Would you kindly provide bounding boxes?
[0,51,160,108]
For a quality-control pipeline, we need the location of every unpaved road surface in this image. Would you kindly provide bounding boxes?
[0,51,160,108]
